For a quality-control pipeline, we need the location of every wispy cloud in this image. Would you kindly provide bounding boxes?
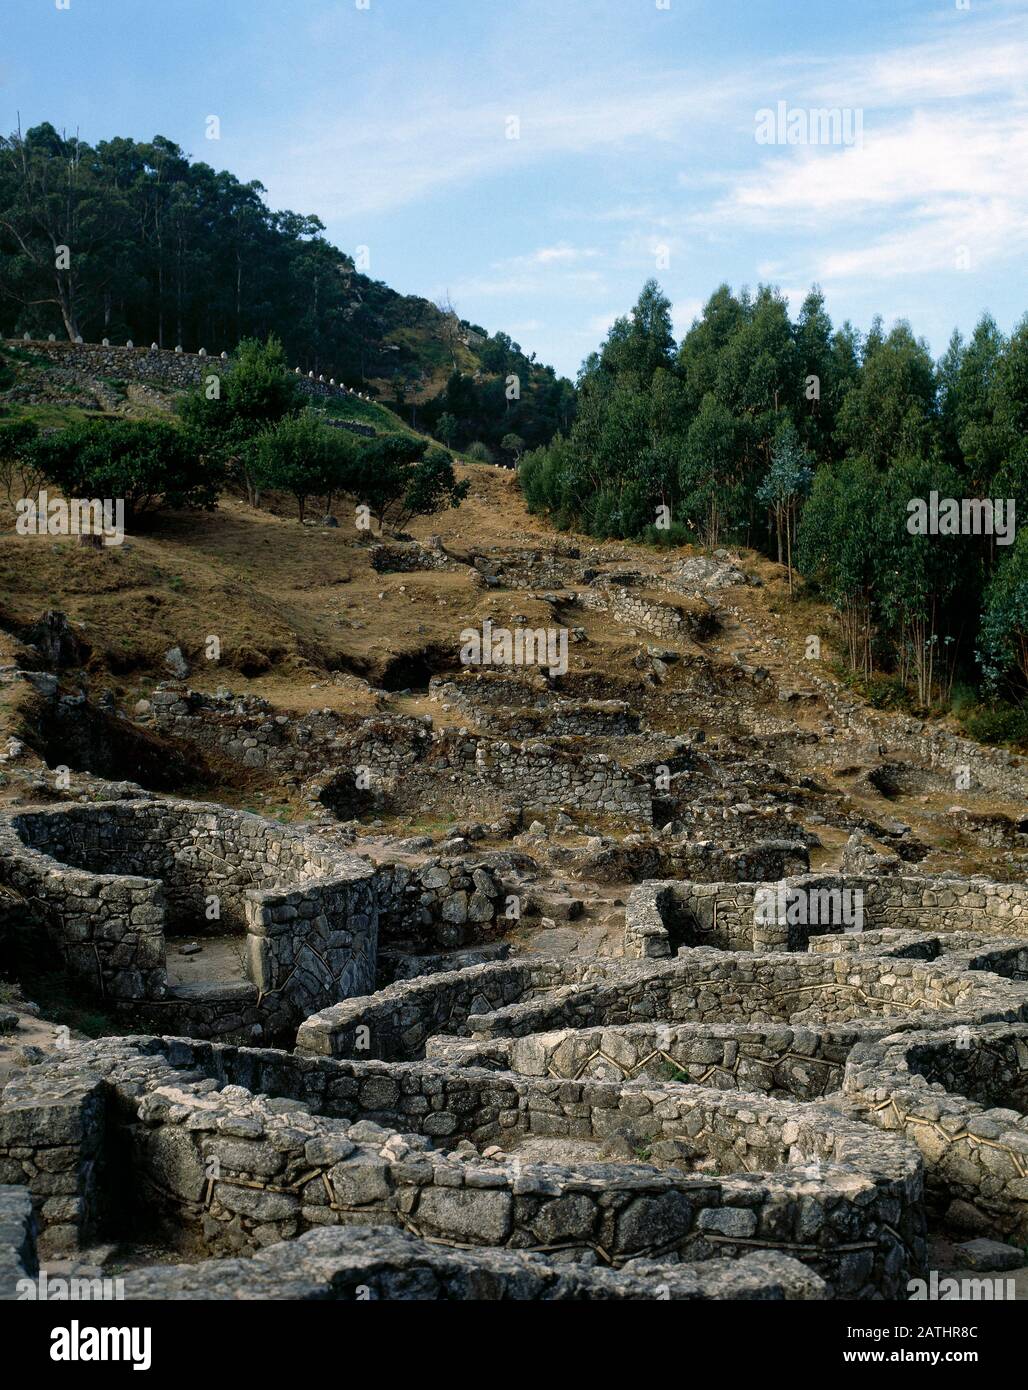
[684,16,1028,290]
[263,68,748,219]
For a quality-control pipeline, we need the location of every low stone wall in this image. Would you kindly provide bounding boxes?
[2,1036,923,1295]
[427,1020,899,1100]
[578,585,717,641]
[550,837,810,890]
[298,949,1028,1061]
[4,339,369,408]
[430,675,641,738]
[296,958,565,1059]
[807,670,1028,802]
[844,1022,1028,1243]
[373,857,508,949]
[810,929,1028,981]
[369,542,469,575]
[150,691,654,823]
[148,686,370,778]
[0,1063,105,1256]
[0,1178,825,1301]
[624,872,1028,959]
[0,798,377,1037]
[118,1224,825,1300]
[0,1185,37,1297]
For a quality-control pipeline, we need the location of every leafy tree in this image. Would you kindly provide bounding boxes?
[0,416,40,503]
[835,323,939,467]
[757,421,813,592]
[978,530,1028,695]
[252,410,352,522]
[797,456,885,677]
[501,432,525,464]
[436,411,459,447]
[879,457,968,705]
[30,417,221,523]
[179,335,299,505]
[0,124,126,339]
[347,434,467,531]
[390,445,469,531]
[678,395,746,548]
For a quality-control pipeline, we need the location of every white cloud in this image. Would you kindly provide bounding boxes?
[689,11,1028,290]
[261,67,748,219]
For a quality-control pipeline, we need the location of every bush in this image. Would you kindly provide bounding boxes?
[464,440,493,463]
[0,417,41,502]
[178,335,301,505]
[29,417,221,523]
[959,703,1028,748]
[252,411,355,521]
[978,529,1028,696]
[641,520,693,548]
[346,436,468,530]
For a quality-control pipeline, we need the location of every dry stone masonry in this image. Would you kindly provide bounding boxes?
[0,798,377,1040]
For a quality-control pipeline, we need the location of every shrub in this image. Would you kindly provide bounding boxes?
[959,703,1028,748]
[29,417,221,523]
[978,529,1028,696]
[252,410,355,521]
[347,435,468,530]
[178,335,301,506]
[0,417,41,502]
[641,520,693,548]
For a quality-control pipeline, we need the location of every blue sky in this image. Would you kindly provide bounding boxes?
[4,0,1026,378]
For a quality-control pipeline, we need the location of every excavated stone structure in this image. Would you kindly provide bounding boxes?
[0,799,377,1040]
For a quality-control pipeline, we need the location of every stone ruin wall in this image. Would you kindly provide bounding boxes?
[295,948,1028,1060]
[0,1034,924,1296]
[623,873,1028,960]
[577,584,716,641]
[0,800,377,1038]
[4,338,370,409]
[148,689,655,823]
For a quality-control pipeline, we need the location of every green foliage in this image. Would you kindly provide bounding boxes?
[834,321,939,467]
[978,529,1028,694]
[347,434,468,531]
[421,332,576,455]
[464,440,493,463]
[756,420,813,589]
[500,432,525,463]
[0,123,573,450]
[178,336,301,504]
[395,445,470,530]
[252,409,355,521]
[29,417,220,521]
[679,394,748,548]
[641,520,693,548]
[436,412,459,447]
[0,415,40,502]
[796,456,884,676]
[958,702,1028,748]
[522,276,1027,726]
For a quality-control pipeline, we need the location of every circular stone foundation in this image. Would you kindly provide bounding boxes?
[1,1034,924,1298]
[0,797,377,1040]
